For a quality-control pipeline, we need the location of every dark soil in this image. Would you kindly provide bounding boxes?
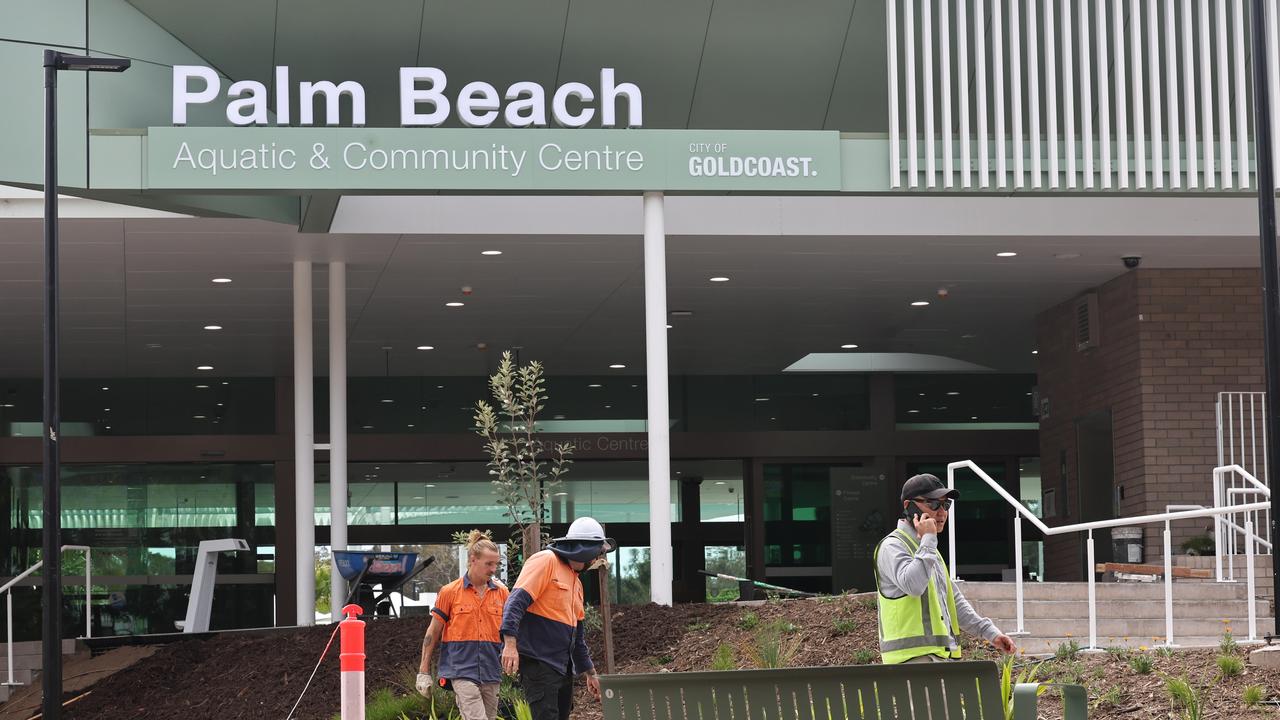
[53,594,1280,720]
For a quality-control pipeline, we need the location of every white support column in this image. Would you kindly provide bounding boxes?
[329,262,349,618]
[643,192,673,607]
[294,260,316,626]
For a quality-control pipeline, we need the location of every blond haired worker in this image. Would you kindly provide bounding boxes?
[417,531,510,720]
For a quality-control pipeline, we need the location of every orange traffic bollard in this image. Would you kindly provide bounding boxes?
[340,604,366,720]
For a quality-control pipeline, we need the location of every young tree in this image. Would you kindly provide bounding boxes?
[474,351,573,560]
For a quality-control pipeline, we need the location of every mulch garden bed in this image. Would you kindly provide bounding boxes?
[48,593,1280,719]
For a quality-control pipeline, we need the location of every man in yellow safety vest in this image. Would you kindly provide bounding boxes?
[873,473,1017,664]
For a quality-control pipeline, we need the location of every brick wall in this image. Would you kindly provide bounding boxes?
[1035,268,1263,580]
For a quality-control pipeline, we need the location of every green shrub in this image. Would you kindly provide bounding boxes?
[999,657,1046,720]
[738,611,759,630]
[1094,687,1126,709]
[1244,684,1266,707]
[364,688,425,720]
[687,620,712,632]
[1220,632,1239,654]
[1217,654,1244,678]
[711,643,736,671]
[1104,646,1129,658]
[745,626,800,669]
[583,603,603,633]
[857,596,877,610]
[832,618,858,635]
[851,649,877,665]
[1165,677,1203,720]
[1054,640,1081,661]
[1155,646,1176,658]
[1129,654,1154,674]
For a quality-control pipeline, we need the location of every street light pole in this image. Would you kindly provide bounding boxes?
[1248,0,1280,636]
[40,50,128,720]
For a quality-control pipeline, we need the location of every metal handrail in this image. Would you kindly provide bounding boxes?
[946,460,1271,649]
[3,545,91,687]
[1213,464,1272,581]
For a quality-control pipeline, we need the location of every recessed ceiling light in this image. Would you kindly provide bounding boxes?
[0,403,13,408]
[971,416,979,420]
[416,345,434,351]
[211,278,232,284]
[769,417,777,421]
[609,364,626,369]
[666,324,673,329]
[812,393,820,397]
[961,333,978,339]
[221,381,229,385]
[361,425,373,429]
[553,492,569,497]
[754,397,770,402]
[709,276,730,282]
[425,484,436,488]
[381,399,394,403]
[911,301,930,307]
[714,481,727,485]
[104,425,111,430]
[588,383,603,388]
[203,325,222,331]
[481,250,503,256]
[1031,350,1039,355]
[841,344,859,349]
[553,414,566,420]
[604,404,612,409]
[197,365,214,371]
[195,384,209,389]
[100,386,109,391]
[103,408,111,412]
[946,391,959,396]
[445,301,464,307]
[996,252,1018,257]
[407,424,415,428]
[193,415,206,420]
[216,402,224,407]
[918,393,925,397]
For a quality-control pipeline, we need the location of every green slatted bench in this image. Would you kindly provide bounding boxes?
[600,661,1087,720]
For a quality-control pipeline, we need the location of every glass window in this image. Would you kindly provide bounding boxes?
[895,374,1038,428]
[0,378,275,437]
[763,464,842,574]
[680,375,870,431]
[908,460,1013,579]
[704,546,747,601]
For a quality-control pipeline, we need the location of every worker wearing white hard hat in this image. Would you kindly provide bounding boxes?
[499,517,615,720]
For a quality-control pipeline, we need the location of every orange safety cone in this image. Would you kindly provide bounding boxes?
[340,604,366,720]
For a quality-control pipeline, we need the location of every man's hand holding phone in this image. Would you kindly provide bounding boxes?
[912,511,940,537]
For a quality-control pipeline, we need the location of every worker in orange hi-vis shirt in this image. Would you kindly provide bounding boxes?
[416,531,510,720]
[500,517,614,720]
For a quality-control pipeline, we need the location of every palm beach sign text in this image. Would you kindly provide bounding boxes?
[149,66,842,192]
[173,66,643,128]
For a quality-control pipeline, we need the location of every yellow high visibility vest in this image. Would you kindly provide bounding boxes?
[872,528,963,664]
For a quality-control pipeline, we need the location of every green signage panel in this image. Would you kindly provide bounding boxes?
[145,127,841,192]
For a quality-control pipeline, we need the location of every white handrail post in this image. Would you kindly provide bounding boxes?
[84,547,91,639]
[1087,529,1098,650]
[6,591,12,686]
[1246,519,1258,641]
[947,463,958,581]
[1014,514,1025,634]
[1214,468,1224,582]
[1164,520,1175,646]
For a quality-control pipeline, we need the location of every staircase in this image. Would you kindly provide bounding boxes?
[961,580,1269,653]
[0,639,86,704]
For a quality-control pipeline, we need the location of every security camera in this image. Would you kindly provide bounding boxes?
[1122,254,1142,270]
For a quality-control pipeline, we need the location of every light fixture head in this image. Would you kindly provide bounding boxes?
[609,364,626,369]
[211,277,232,284]
[841,344,859,349]
[445,301,465,307]
[416,345,434,351]
[47,51,131,72]
[196,365,214,371]
[911,301,930,307]
[996,251,1018,258]
[709,276,730,282]
[203,325,222,331]
[481,250,503,256]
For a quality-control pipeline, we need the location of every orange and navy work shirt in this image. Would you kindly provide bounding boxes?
[432,574,509,684]
[499,550,592,676]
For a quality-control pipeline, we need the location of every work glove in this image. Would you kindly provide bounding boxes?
[416,673,433,697]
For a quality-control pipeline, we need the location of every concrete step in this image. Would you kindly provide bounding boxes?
[959,581,1253,601]
[984,616,1250,638]
[0,666,34,686]
[1016,636,1249,654]
[2,639,80,657]
[969,598,1269,619]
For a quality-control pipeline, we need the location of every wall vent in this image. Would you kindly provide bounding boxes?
[1074,293,1099,351]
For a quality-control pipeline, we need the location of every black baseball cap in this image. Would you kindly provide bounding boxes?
[900,473,961,502]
